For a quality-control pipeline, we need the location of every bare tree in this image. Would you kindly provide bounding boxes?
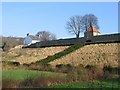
[82,14,99,31]
[66,16,84,38]
[36,31,56,41]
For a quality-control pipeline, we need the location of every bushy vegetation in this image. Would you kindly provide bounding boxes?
[103,64,120,74]
[1,36,23,51]
[2,70,67,88]
[50,79,120,88]
[2,67,120,89]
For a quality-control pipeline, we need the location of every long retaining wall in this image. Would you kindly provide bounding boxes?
[90,33,120,42]
[25,33,120,48]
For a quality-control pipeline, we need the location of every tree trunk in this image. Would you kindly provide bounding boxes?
[76,33,79,38]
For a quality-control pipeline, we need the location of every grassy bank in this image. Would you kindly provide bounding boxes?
[2,70,66,81]
[2,70,120,88]
[49,79,120,88]
[2,70,67,88]
[34,43,84,64]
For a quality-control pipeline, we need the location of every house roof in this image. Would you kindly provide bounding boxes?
[29,35,40,40]
[86,26,100,33]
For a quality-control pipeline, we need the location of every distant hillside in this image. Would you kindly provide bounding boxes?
[0,36,24,50]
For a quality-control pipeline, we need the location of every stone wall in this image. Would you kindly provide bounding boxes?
[90,33,120,42]
[26,33,120,48]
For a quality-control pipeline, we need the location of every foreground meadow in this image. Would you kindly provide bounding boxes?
[2,69,120,89]
[50,79,119,88]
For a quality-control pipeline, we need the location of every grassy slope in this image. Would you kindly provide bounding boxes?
[49,79,120,88]
[34,43,84,64]
[2,70,66,81]
[49,43,119,67]
[2,46,69,64]
[3,70,119,88]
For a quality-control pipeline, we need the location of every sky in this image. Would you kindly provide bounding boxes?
[2,2,118,39]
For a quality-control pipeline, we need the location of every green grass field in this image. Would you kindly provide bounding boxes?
[2,70,120,88]
[49,80,120,88]
[2,70,66,81]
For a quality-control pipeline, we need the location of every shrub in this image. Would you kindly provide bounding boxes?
[55,64,73,73]
[12,61,20,66]
[28,64,52,71]
[19,76,35,88]
[103,65,120,74]
[2,61,20,66]
[23,63,30,67]
[102,65,119,80]
[56,64,65,69]
[2,79,19,88]
[33,75,67,88]
[85,65,96,70]
[56,64,72,68]
[19,74,67,88]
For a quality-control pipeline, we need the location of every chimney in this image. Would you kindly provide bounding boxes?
[27,33,29,36]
